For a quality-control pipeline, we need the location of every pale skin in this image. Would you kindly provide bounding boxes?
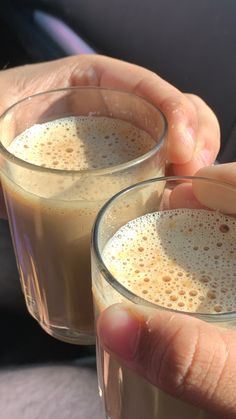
[1,54,233,417]
[0,54,220,217]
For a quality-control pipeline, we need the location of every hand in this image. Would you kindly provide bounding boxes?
[0,55,220,218]
[0,55,220,173]
[97,162,236,419]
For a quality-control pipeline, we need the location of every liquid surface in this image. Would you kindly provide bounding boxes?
[103,209,236,314]
[8,116,156,170]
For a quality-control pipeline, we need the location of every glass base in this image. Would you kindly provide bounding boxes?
[40,322,96,345]
[27,301,95,345]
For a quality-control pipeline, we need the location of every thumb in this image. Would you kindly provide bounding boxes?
[196,162,236,186]
[193,163,236,214]
[97,304,236,418]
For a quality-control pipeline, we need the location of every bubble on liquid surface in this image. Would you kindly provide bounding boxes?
[103,209,236,314]
[8,116,156,171]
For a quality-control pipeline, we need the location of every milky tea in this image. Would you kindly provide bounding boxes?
[1,114,164,344]
[94,207,236,418]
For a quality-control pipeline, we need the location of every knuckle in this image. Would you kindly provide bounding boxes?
[185,93,206,106]
[159,327,201,396]
[142,319,205,397]
[136,317,202,394]
[161,94,197,125]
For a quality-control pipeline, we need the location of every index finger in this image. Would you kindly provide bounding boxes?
[70,54,198,165]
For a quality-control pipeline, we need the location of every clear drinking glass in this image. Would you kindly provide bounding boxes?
[0,87,166,344]
[92,176,236,419]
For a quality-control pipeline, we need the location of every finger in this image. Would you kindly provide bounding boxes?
[70,55,199,165]
[98,304,236,418]
[169,183,207,210]
[0,55,199,165]
[167,164,236,213]
[192,163,236,214]
[173,95,220,175]
[197,163,236,185]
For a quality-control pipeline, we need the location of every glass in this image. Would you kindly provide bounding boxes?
[92,176,236,419]
[0,87,166,344]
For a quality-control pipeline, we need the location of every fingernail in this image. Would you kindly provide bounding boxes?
[97,304,141,361]
[74,66,99,85]
[86,66,100,84]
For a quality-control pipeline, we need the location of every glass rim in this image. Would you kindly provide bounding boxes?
[92,175,236,322]
[0,86,167,177]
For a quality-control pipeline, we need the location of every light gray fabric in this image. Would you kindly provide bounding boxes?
[0,364,104,419]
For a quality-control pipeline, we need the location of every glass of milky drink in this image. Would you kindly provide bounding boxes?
[92,175,236,419]
[0,87,166,344]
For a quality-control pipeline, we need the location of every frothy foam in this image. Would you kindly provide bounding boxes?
[6,116,157,201]
[8,116,156,170]
[103,209,236,314]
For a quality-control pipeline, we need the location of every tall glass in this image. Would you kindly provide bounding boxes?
[92,176,236,419]
[0,87,166,344]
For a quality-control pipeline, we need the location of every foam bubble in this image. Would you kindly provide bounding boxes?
[103,209,236,314]
[8,116,155,171]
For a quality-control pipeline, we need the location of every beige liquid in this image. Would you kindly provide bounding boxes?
[95,209,236,418]
[2,116,162,344]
